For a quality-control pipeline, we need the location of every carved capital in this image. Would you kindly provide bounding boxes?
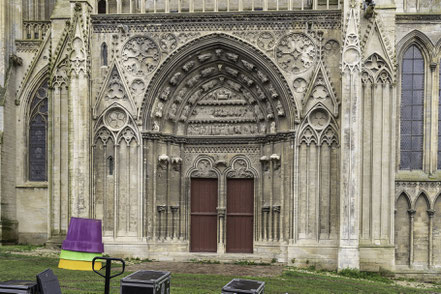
[158,154,169,169]
[427,209,435,217]
[270,154,281,170]
[430,62,438,72]
[171,157,182,171]
[272,206,281,213]
[407,209,416,217]
[157,205,167,213]
[217,207,226,217]
[170,206,179,213]
[260,156,270,172]
[262,206,271,213]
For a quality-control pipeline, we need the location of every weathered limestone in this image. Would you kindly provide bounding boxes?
[1,0,441,273]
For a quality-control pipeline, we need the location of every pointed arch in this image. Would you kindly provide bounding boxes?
[397,30,434,62]
[141,33,297,134]
[414,191,431,209]
[399,44,425,170]
[101,42,108,66]
[98,0,107,14]
[28,79,49,181]
[396,192,412,209]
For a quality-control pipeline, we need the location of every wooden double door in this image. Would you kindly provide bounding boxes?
[190,178,254,253]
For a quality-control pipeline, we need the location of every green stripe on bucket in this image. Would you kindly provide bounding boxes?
[60,250,102,262]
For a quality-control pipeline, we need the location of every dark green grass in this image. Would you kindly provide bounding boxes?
[0,250,440,293]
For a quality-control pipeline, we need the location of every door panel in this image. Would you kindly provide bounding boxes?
[227,179,254,253]
[190,178,218,252]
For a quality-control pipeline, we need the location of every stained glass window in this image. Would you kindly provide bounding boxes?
[29,80,48,181]
[400,45,424,170]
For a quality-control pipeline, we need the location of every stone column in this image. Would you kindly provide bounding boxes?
[428,209,435,268]
[338,0,362,270]
[68,1,92,218]
[408,209,416,267]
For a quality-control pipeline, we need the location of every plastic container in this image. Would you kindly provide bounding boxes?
[62,217,104,253]
[120,270,171,294]
[0,280,38,294]
[222,279,265,294]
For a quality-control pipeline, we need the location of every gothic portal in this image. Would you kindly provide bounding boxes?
[1,0,441,272]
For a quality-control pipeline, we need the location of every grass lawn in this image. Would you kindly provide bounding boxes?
[0,246,440,293]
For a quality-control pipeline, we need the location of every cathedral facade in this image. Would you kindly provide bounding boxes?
[0,0,440,272]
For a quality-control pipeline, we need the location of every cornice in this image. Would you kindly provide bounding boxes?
[396,14,441,24]
[142,131,296,144]
[91,10,341,32]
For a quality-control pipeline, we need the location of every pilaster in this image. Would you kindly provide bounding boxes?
[68,0,92,218]
[338,0,362,270]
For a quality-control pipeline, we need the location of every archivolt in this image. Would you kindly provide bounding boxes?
[141,33,297,135]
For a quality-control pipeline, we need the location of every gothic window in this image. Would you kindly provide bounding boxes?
[107,156,114,175]
[400,45,424,170]
[438,62,441,169]
[101,43,108,66]
[98,0,106,14]
[28,80,48,181]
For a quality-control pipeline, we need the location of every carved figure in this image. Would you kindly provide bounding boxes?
[152,121,160,132]
[241,60,255,71]
[257,70,269,83]
[169,103,177,119]
[160,86,171,101]
[270,121,276,133]
[201,67,217,77]
[155,102,164,118]
[202,80,217,92]
[186,74,201,87]
[276,100,285,116]
[198,53,212,62]
[182,60,195,72]
[266,102,274,119]
[226,52,239,62]
[225,67,239,77]
[240,74,254,87]
[169,72,182,86]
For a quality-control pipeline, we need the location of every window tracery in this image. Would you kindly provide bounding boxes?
[28,80,48,181]
[400,45,424,170]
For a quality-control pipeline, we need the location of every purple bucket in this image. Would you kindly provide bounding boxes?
[62,217,104,253]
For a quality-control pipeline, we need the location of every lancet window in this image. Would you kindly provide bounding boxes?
[28,80,48,181]
[400,45,424,170]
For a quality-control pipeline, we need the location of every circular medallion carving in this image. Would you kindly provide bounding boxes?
[122,37,160,76]
[343,48,360,67]
[105,108,128,130]
[257,32,276,52]
[293,78,307,93]
[324,40,339,52]
[275,34,317,74]
[308,109,329,129]
[159,33,178,51]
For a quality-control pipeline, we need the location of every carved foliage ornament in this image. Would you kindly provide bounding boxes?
[122,36,160,76]
[276,33,317,74]
[227,159,254,178]
[192,159,217,178]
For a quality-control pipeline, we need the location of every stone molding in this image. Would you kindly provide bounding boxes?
[91,11,342,33]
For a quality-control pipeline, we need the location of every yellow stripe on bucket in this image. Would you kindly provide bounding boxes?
[58,259,102,271]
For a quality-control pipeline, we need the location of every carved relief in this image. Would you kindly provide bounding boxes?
[257,32,276,52]
[324,40,339,53]
[293,78,308,93]
[70,38,86,76]
[121,36,160,76]
[105,108,128,131]
[227,158,254,178]
[192,159,217,178]
[308,109,329,129]
[276,33,317,73]
[97,128,113,145]
[120,127,136,145]
[130,79,145,96]
[104,67,128,100]
[159,33,178,51]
